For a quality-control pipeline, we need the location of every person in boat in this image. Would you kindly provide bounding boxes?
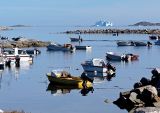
[60,71,71,78]
[147,41,152,47]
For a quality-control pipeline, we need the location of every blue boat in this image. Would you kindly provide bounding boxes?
[155,40,160,45]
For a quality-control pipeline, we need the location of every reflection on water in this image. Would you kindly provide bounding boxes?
[83,71,116,83]
[47,83,94,96]
[0,61,33,89]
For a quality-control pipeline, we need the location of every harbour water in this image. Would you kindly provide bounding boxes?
[0,26,160,113]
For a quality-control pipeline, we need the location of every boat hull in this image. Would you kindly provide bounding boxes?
[106,52,121,61]
[46,74,92,88]
[75,46,91,50]
[70,38,82,42]
[81,64,107,73]
[155,40,160,45]
[4,55,33,62]
[117,41,133,46]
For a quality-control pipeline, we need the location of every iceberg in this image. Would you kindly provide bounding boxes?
[94,20,113,27]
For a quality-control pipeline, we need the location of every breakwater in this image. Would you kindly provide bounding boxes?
[65,29,160,34]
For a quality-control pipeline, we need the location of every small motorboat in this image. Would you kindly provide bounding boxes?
[149,35,160,40]
[117,41,134,46]
[70,35,83,42]
[26,49,41,55]
[106,52,121,61]
[81,58,116,74]
[47,42,75,51]
[3,48,33,62]
[46,70,92,88]
[133,41,152,46]
[75,46,92,50]
[155,40,160,45]
[106,52,139,61]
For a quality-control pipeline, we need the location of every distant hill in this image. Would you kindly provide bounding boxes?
[10,25,31,27]
[130,21,160,26]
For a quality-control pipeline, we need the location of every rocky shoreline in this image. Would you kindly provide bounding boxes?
[0,39,50,48]
[65,29,160,34]
[0,26,12,31]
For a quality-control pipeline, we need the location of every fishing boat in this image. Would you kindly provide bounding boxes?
[149,35,160,40]
[75,45,92,50]
[3,48,33,62]
[133,41,152,46]
[117,41,134,46]
[81,58,116,73]
[47,42,75,51]
[70,35,83,42]
[155,40,160,45]
[46,70,92,88]
[26,49,41,55]
[106,52,139,61]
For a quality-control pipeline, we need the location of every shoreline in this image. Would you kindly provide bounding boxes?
[0,40,50,48]
[64,28,160,34]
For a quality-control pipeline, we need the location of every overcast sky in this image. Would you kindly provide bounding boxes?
[0,0,160,26]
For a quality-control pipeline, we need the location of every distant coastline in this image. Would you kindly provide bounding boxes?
[10,24,32,27]
[130,21,160,26]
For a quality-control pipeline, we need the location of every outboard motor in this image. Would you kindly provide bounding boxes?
[15,55,20,67]
[107,62,116,71]
[81,72,94,83]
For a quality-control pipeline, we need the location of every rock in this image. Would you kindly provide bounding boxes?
[140,77,151,86]
[64,29,160,35]
[129,92,144,105]
[134,107,160,113]
[134,82,143,89]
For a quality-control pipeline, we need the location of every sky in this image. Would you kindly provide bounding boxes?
[0,0,160,26]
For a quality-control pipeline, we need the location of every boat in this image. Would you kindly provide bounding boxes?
[75,46,92,50]
[149,35,160,40]
[3,48,33,62]
[106,52,121,61]
[117,41,134,46]
[81,58,116,73]
[106,52,139,61]
[155,40,160,45]
[47,42,75,51]
[26,49,41,55]
[133,41,152,46]
[46,70,92,88]
[70,35,83,42]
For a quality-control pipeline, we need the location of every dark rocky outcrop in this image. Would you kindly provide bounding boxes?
[113,68,160,112]
[0,26,12,31]
[0,39,50,48]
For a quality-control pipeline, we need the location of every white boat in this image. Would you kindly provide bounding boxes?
[3,48,33,62]
[81,58,116,73]
[47,42,75,51]
[75,46,92,50]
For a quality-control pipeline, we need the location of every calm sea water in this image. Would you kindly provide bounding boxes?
[0,26,160,113]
